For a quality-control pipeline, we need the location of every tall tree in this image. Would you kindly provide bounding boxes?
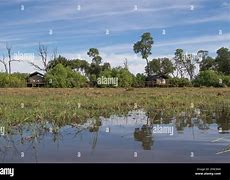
[133,32,154,77]
[216,47,230,75]
[183,53,196,80]
[174,49,196,80]
[174,49,185,78]
[87,48,102,78]
[87,48,102,65]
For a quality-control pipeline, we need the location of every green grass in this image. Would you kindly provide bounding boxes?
[0,87,230,129]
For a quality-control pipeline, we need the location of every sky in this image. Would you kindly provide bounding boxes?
[0,0,229,74]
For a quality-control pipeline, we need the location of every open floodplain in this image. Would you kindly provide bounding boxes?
[0,88,230,162]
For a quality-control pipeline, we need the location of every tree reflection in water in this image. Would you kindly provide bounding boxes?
[216,106,230,134]
[134,124,153,150]
[88,119,102,151]
[0,122,63,162]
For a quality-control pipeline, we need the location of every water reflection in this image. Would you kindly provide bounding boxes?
[0,108,230,162]
[216,106,230,134]
[134,125,153,150]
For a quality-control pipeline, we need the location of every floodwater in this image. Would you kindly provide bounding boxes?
[0,110,229,163]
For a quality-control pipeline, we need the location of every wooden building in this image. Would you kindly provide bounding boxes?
[145,75,168,87]
[27,72,45,87]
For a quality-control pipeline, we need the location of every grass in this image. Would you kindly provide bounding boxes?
[0,87,230,130]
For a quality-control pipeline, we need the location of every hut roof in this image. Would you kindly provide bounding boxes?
[29,71,44,77]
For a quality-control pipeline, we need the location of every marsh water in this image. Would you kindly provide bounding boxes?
[0,110,230,163]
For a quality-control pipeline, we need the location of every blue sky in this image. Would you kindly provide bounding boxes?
[0,0,229,74]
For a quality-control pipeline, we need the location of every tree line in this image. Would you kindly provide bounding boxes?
[0,32,230,88]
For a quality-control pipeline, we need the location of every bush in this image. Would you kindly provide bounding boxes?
[193,70,221,87]
[0,73,26,88]
[221,75,230,87]
[96,67,134,88]
[168,77,191,87]
[116,68,134,88]
[133,73,146,87]
[45,64,87,88]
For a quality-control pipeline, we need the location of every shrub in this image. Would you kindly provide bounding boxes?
[222,75,230,87]
[168,77,191,87]
[0,73,26,88]
[45,64,87,88]
[193,70,221,87]
[133,73,146,87]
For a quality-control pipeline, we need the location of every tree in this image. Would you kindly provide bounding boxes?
[87,48,102,65]
[199,56,216,71]
[173,49,196,80]
[124,58,128,70]
[193,70,220,87]
[173,49,185,78]
[183,53,196,80]
[111,67,134,87]
[147,58,174,77]
[216,47,230,75]
[0,55,8,73]
[47,55,69,70]
[87,48,103,78]
[30,44,51,72]
[134,73,146,87]
[45,64,87,88]
[133,32,154,77]
[47,56,90,76]
[101,62,111,71]
[197,50,208,63]
[0,45,20,74]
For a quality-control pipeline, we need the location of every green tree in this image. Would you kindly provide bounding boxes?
[134,73,146,87]
[193,70,220,87]
[174,49,185,78]
[133,32,154,77]
[47,55,69,70]
[45,64,87,88]
[216,47,230,75]
[174,49,196,80]
[87,48,102,65]
[199,56,216,71]
[184,53,196,80]
[117,68,134,87]
[101,62,111,71]
[87,48,103,79]
[147,58,174,76]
